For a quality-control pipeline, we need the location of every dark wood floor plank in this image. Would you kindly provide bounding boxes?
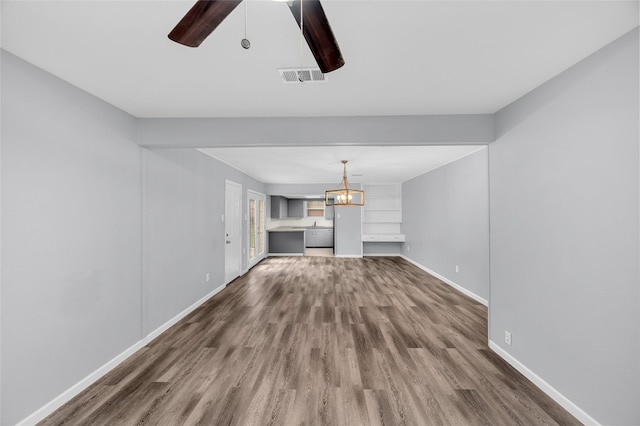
[39,256,581,426]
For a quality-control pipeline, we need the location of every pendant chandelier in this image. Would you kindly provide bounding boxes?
[325,160,365,206]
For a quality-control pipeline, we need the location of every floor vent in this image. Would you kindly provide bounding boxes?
[278,68,327,83]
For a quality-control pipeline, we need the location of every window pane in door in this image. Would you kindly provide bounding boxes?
[258,199,264,255]
[249,199,256,259]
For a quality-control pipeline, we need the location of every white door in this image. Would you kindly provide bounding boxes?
[247,191,266,268]
[225,180,242,284]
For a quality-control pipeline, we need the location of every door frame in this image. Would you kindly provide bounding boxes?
[225,180,243,284]
[247,190,266,269]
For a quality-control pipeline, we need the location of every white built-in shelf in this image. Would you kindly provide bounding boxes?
[363,184,403,243]
[363,221,402,224]
[363,234,406,242]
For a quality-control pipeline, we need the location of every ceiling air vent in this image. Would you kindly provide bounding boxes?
[278,68,327,84]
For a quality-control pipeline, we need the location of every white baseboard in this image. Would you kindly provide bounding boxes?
[400,255,488,306]
[143,283,226,342]
[17,340,150,426]
[246,255,267,272]
[488,341,600,426]
[334,254,364,258]
[363,253,402,257]
[17,283,227,426]
[267,253,304,257]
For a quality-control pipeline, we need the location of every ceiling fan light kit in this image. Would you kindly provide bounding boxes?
[168,0,344,74]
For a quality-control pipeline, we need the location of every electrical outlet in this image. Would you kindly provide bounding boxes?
[505,331,512,346]
[455,265,459,273]
[205,273,210,282]
[406,245,410,251]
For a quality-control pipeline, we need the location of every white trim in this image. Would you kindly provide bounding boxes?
[223,273,242,285]
[488,341,601,426]
[17,344,149,426]
[363,253,402,257]
[334,254,363,258]
[225,179,243,284]
[16,283,227,426]
[268,253,304,257]
[145,283,226,341]
[235,254,265,279]
[400,255,488,306]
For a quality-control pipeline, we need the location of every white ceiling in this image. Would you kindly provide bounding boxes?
[200,145,485,184]
[1,1,638,119]
[1,1,637,185]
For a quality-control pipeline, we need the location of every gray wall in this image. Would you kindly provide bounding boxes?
[334,206,363,257]
[402,148,490,302]
[363,242,402,256]
[143,149,265,334]
[490,28,639,425]
[1,51,142,425]
[0,51,268,425]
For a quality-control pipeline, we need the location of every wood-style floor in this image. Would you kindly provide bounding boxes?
[304,248,334,257]
[41,257,580,425]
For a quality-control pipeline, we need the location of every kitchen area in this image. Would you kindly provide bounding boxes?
[267,196,335,256]
[265,184,403,258]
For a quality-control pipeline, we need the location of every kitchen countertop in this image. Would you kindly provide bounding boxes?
[267,226,334,232]
[267,227,305,232]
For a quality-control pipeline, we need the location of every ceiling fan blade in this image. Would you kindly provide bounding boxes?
[287,0,345,73]
[169,0,243,47]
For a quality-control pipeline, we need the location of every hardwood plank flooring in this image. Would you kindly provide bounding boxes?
[304,248,334,257]
[40,257,581,425]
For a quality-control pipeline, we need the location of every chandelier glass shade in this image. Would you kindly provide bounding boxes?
[325,160,365,206]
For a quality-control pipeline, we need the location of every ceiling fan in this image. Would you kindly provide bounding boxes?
[168,0,345,73]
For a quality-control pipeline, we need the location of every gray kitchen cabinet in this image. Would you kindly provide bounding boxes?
[305,229,317,247]
[270,196,288,219]
[305,228,334,248]
[288,199,304,218]
[268,230,305,254]
[317,229,334,247]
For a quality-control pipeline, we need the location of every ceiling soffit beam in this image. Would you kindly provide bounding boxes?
[137,115,495,148]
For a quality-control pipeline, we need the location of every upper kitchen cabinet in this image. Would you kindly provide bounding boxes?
[306,200,325,218]
[270,196,288,219]
[287,199,305,218]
